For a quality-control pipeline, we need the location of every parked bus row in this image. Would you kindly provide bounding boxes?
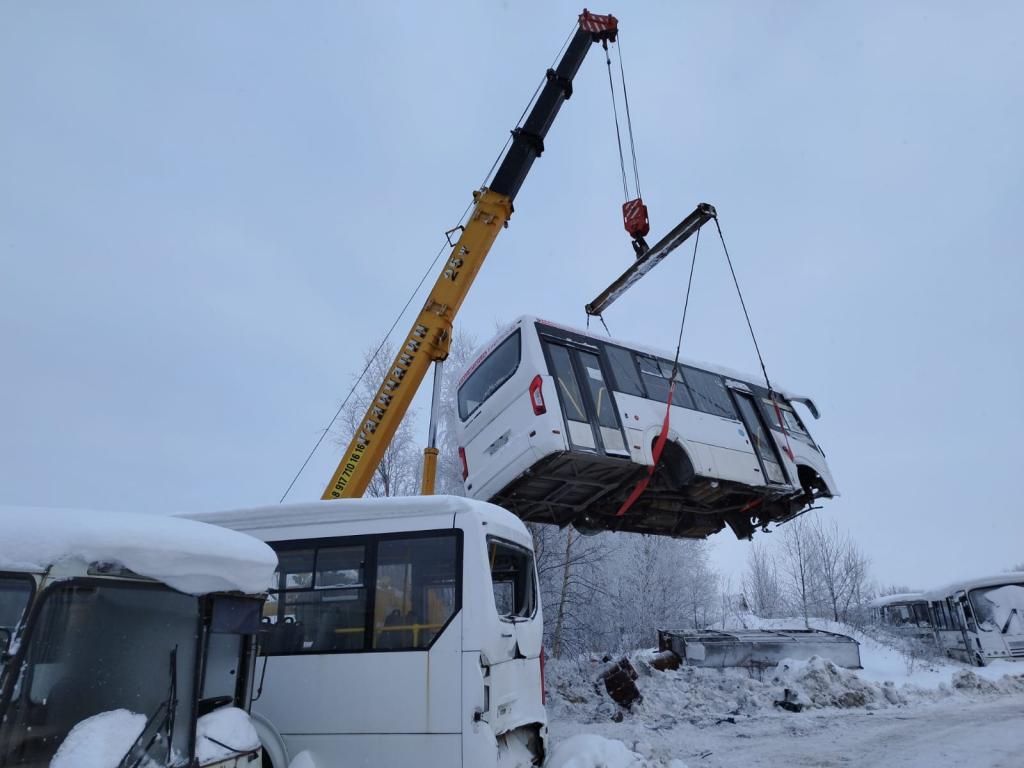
[870,573,1024,666]
[456,316,838,540]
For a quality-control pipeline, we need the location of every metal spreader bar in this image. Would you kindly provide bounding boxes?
[585,202,717,317]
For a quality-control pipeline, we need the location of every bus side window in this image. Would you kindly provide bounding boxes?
[636,355,671,404]
[547,345,587,421]
[373,535,458,651]
[681,367,737,419]
[604,345,644,397]
[262,546,368,655]
[488,537,536,620]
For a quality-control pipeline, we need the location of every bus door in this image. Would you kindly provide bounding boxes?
[728,388,788,486]
[542,339,629,458]
[954,591,979,657]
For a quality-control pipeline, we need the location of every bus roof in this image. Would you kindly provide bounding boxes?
[184,495,527,538]
[868,592,926,608]
[462,315,821,418]
[0,506,277,596]
[923,572,1024,601]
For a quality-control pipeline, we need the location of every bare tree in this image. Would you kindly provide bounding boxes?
[777,517,818,627]
[530,524,609,657]
[743,542,782,618]
[841,542,872,626]
[811,518,853,622]
[337,340,422,498]
[679,543,719,630]
[810,517,874,623]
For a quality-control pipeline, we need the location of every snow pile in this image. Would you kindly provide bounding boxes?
[0,506,277,595]
[547,629,1024,728]
[50,709,146,768]
[771,656,898,708]
[195,706,261,763]
[735,615,1024,692]
[547,617,1024,767]
[545,734,687,768]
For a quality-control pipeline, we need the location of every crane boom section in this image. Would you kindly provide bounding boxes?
[323,190,511,499]
[323,11,619,500]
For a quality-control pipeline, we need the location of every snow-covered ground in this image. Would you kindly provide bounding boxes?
[546,618,1024,767]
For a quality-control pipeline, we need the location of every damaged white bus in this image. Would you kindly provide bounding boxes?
[868,593,933,640]
[189,496,546,768]
[924,573,1024,666]
[0,508,275,768]
[456,316,838,539]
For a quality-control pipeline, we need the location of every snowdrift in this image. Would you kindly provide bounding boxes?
[544,617,1024,767]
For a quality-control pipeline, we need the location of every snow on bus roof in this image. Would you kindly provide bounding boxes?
[0,506,277,596]
[923,572,1024,601]
[458,315,820,415]
[868,592,926,609]
[184,495,521,532]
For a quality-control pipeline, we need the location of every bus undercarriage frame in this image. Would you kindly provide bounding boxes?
[489,450,817,539]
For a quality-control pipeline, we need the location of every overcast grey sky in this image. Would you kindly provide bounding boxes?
[2,1,1022,589]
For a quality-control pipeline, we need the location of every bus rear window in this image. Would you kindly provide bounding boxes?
[458,331,521,420]
[488,537,536,620]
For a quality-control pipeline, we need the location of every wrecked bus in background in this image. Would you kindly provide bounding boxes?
[455,316,838,539]
[868,593,933,640]
[925,573,1024,667]
[0,507,275,768]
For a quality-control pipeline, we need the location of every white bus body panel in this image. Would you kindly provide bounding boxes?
[186,497,545,768]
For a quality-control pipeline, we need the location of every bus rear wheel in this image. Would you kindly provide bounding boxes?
[659,441,695,490]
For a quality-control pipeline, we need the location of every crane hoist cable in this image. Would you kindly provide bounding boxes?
[712,216,795,461]
[279,196,476,503]
[615,215,795,518]
[602,32,650,255]
[616,227,701,517]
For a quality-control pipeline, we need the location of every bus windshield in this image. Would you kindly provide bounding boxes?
[970,583,1024,634]
[0,581,200,768]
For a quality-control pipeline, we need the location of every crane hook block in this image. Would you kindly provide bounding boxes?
[579,9,618,42]
[622,197,650,239]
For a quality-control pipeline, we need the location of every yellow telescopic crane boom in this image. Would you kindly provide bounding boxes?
[323,10,620,500]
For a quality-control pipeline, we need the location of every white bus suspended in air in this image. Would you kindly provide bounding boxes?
[924,573,1024,667]
[455,316,838,539]
[187,496,546,768]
